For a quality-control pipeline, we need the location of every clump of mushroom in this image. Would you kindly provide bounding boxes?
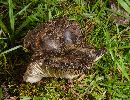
[23,16,105,83]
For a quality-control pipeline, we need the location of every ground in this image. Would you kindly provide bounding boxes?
[0,0,130,99]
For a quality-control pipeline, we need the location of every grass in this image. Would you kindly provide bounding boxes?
[0,0,130,99]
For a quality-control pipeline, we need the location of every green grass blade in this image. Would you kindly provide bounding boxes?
[15,12,39,35]
[0,18,8,33]
[48,9,52,20]
[116,46,130,49]
[97,0,108,18]
[0,38,7,40]
[8,0,15,32]
[20,96,32,100]
[15,18,31,35]
[15,3,31,16]
[117,0,130,14]
[0,45,22,56]
[91,0,100,12]
[116,56,129,81]
[125,0,130,6]
[103,29,110,48]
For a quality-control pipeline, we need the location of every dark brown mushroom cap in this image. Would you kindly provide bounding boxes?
[23,16,84,52]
